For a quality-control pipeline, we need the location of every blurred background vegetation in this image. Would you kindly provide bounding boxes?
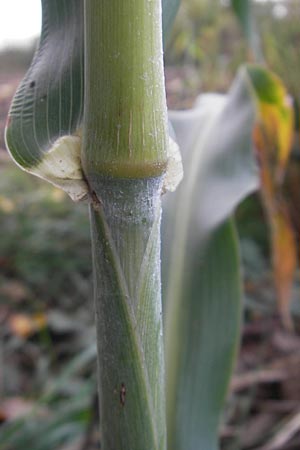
[0,0,300,449]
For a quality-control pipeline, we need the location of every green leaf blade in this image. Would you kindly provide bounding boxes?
[164,67,259,450]
[231,0,252,41]
[167,220,241,450]
[6,0,84,168]
[162,0,181,44]
[230,0,262,62]
[5,0,86,201]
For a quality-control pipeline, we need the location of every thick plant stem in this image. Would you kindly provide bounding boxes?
[83,0,168,177]
[89,177,166,450]
[82,1,168,449]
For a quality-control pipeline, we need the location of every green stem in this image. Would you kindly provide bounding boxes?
[89,178,166,450]
[82,1,168,449]
[83,0,168,177]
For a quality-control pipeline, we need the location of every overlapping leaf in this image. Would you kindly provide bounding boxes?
[163,66,259,450]
[163,64,295,450]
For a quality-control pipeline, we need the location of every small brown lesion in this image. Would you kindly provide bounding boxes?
[91,190,102,210]
[120,383,126,407]
[81,171,103,210]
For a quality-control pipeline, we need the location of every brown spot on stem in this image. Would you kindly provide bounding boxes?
[91,191,102,210]
[120,383,126,407]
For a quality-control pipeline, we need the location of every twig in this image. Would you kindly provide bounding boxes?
[258,410,300,450]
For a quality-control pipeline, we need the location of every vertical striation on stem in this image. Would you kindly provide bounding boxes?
[82,1,168,449]
[83,0,168,177]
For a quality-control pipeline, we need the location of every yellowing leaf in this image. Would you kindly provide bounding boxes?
[272,211,297,329]
[247,65,295,328]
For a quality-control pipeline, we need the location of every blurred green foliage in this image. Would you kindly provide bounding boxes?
[165,0,300,102]
[0,163,98,449]
[165,0,247,91]
[0,164,91,308]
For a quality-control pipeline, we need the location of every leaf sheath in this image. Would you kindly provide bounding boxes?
[89,176,166,450]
